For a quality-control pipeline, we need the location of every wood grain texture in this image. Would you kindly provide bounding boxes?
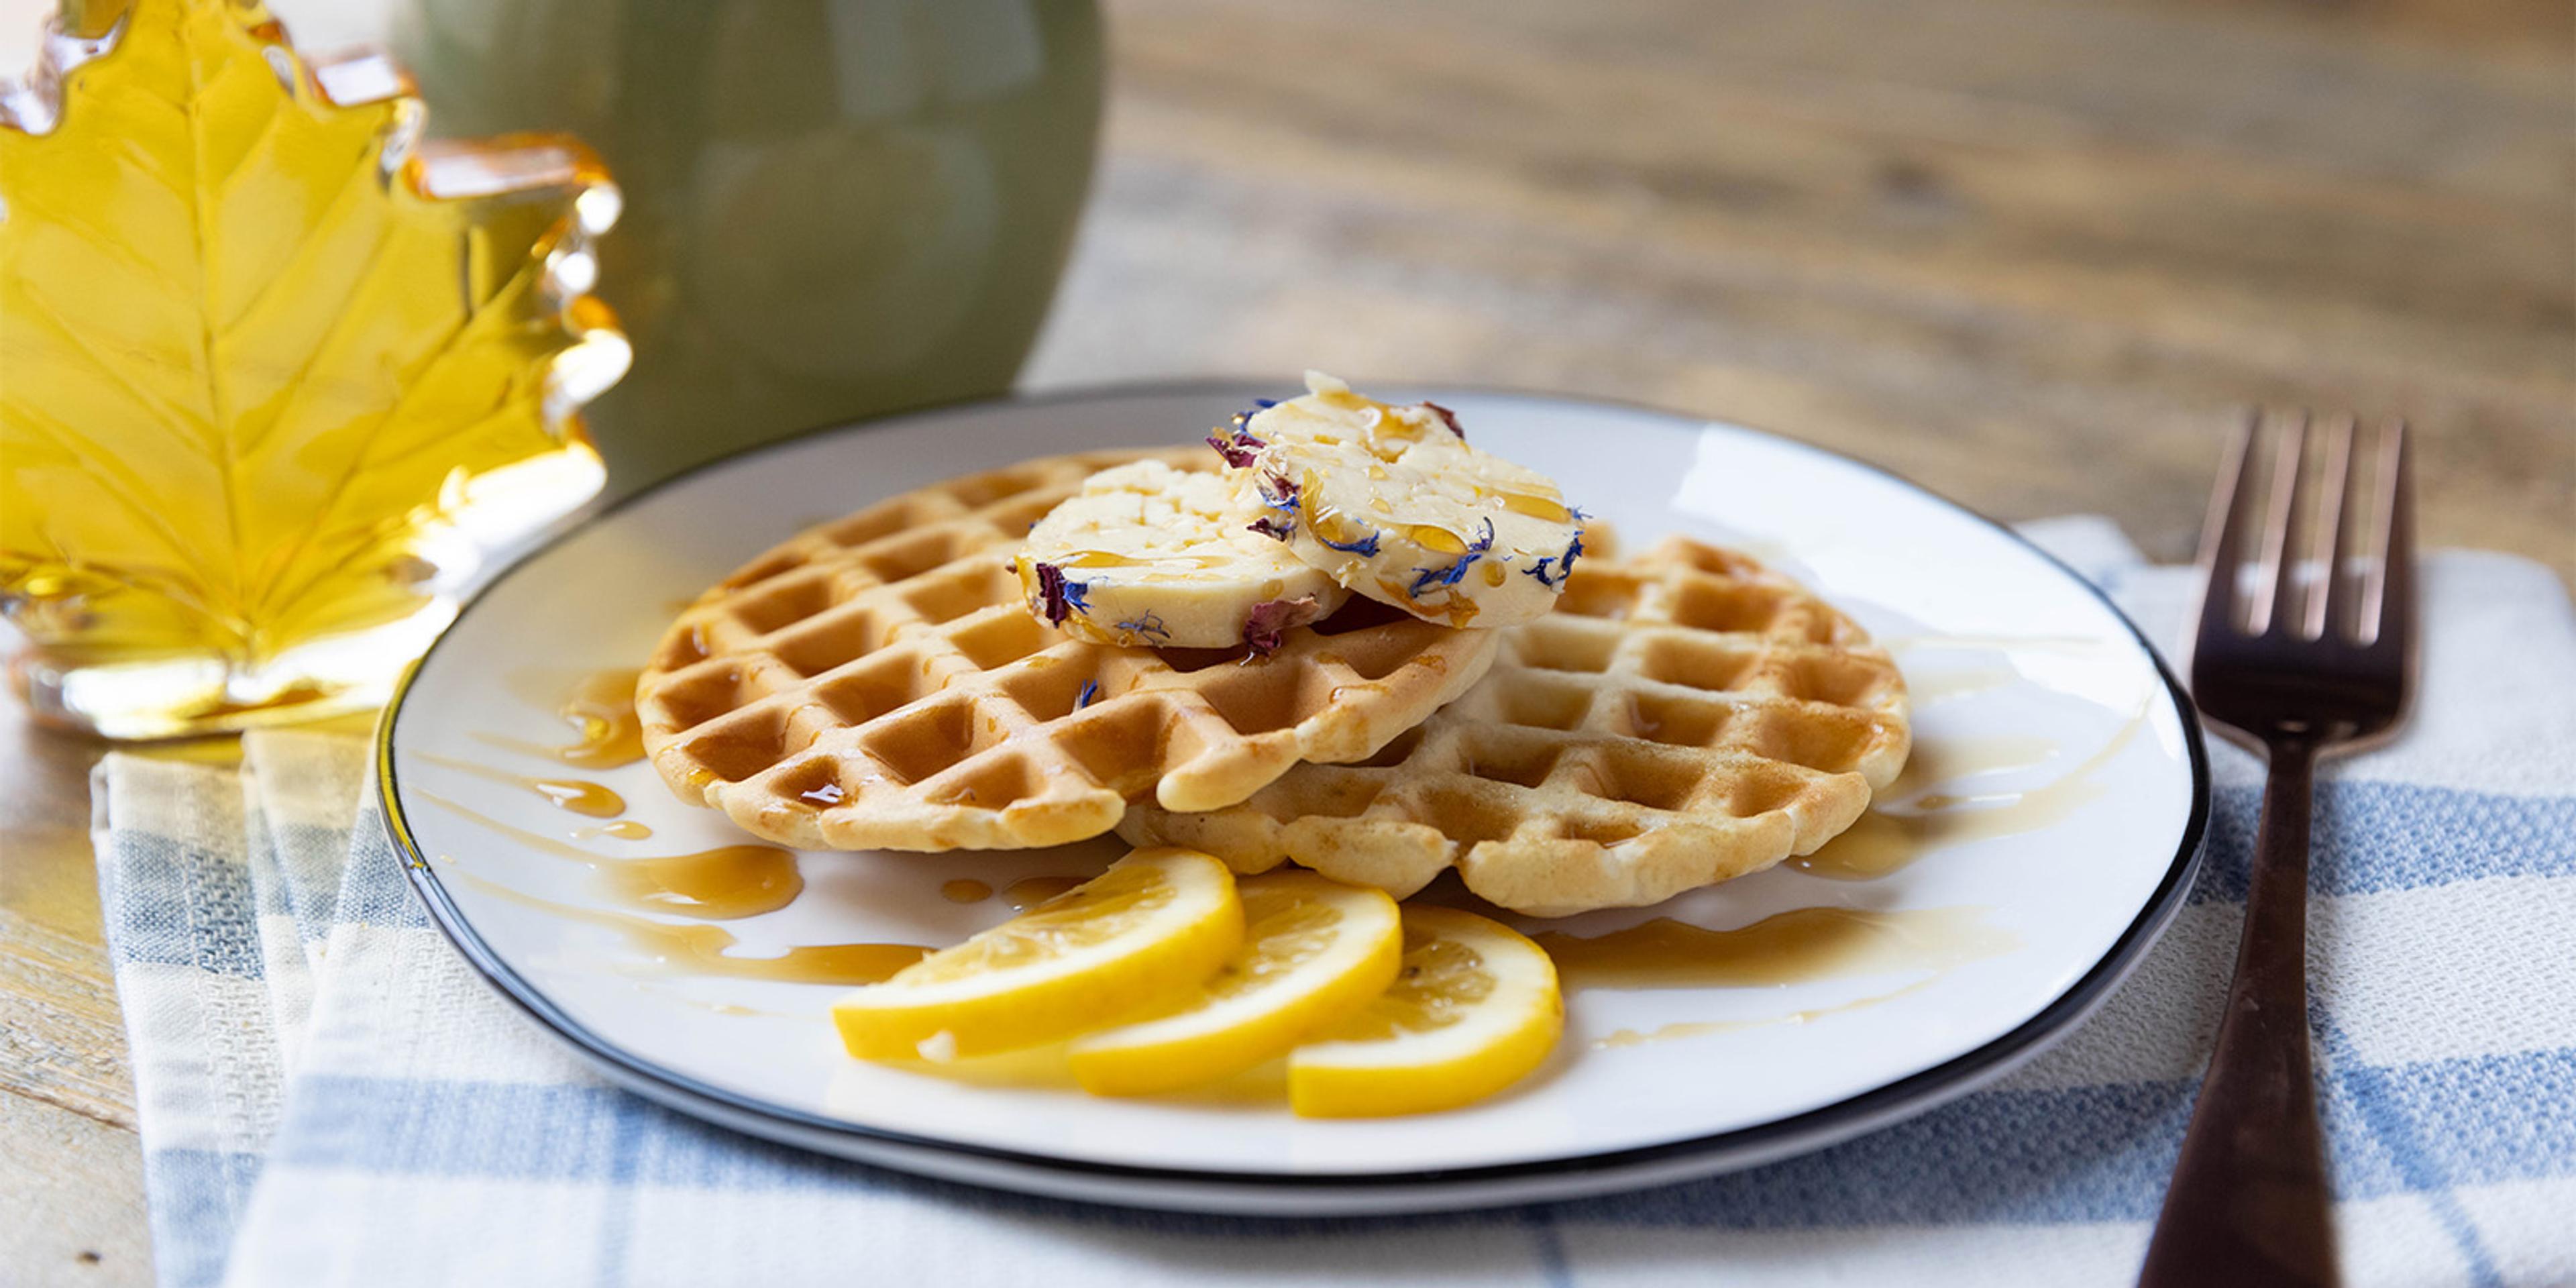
[2,0,2567,1271]
[1023,0,2575,583]
[0,696,152,1285]
[0,1091,152,1287]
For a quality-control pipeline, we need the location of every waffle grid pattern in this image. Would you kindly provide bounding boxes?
[1120,537,1912,915]
[635,451,1501,852]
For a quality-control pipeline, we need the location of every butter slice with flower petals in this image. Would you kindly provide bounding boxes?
[1220,372,1585,629]
[1016,460,1347,648]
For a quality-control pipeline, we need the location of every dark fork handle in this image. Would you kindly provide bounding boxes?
[2140,740,2339,1287]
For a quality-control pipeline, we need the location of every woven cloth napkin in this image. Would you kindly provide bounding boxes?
[89,520,2576,1288]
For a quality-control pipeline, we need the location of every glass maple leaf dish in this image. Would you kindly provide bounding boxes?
[0,0,629,739]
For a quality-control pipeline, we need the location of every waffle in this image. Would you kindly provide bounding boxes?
[1118,537,1911,916]
[635,450,1503,853]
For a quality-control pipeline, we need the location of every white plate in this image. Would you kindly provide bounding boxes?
[381,383,2208,1215]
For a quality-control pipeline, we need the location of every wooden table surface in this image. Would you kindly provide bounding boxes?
[3,1,2568,1282]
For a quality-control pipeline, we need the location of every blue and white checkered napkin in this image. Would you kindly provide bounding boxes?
[91,521,2576,1288]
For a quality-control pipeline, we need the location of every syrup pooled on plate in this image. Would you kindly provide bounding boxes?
[608,847,804,920]
[1792,705,2143,881]
[1002,875,1085,911]
[1536,906,2013,990]
[1539,906,2020,1051]
[453,871,926,986]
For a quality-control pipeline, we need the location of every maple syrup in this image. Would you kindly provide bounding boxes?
[1002,875,1084,910]
[1792,710,2142,881]
[611,846,803,920]
[417,751,627,817]
[1882,634,2109,656]
[1546,906,2019,1049]
[1595,979,1939,1049]
[1405,524,1469,556]
[450,870,923,985]
[941,879,995,904]
[574,820,654,841]
[419,792,802,919]
[1054,550,1230,570]
[476,667,645,769]
[1493,491,1573,523]
[1906,664,2018,705]
[1536,905,2012,990]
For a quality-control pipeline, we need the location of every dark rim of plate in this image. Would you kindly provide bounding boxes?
[376,378,2212,1205]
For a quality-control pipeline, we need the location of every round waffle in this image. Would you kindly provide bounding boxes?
[1118,537,1911,916]
[635,450,1503,853]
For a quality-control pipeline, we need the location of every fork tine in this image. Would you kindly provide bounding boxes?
[2194,410,2263,654]
[2251,409,2310,635]
[2361,421,2414,653]
[2307,415,2359,641]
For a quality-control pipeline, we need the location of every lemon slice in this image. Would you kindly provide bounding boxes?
[833,848,1242,1062]
[1067,871,1402,1096]
[1287,905,1562,1118]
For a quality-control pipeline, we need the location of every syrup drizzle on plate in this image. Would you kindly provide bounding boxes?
[447,869,926,986]
[417,751,627,817]
[420,792,803,920]
[475,667,645,769]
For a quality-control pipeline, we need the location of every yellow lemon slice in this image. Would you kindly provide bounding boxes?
[832,848,1242,1062]
[1067,871,1402,1096]
[1287,905,1562,1118]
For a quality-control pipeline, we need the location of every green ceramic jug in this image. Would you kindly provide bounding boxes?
[391,0,1103,490]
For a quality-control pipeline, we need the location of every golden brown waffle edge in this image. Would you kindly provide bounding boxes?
[1117,536,1912,916]
[633,450,1503,852]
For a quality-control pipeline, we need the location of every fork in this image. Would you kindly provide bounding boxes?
[2138,411,2414,1288]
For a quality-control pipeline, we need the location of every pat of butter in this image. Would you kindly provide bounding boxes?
[1220,372,1584,629]
[1017,460,1347,648]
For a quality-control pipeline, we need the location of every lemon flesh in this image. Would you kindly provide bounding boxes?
[833,848,1242,1062]
[1287,904,1562,1118]
[1068,871,1401,1096]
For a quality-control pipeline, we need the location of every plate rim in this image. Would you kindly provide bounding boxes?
[376,378,2212,1207]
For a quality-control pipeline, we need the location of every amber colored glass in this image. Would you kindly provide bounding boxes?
[0,0,628,738]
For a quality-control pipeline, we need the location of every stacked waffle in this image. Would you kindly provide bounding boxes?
[637,375,1911,917]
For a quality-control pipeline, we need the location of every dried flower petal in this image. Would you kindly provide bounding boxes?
[1113,611,1171,641]
[1205,399,1281,469]
[1422,401,1466,439]
[1032,562,1090,625]
[1524,527,1586,588]
[1246,515,1295,541]
[1407,519,1494,597]
[1205,431,1260,469]
[1241,593,1324,657]
[1408,558,1470,598]
[1316,526,1381,556]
